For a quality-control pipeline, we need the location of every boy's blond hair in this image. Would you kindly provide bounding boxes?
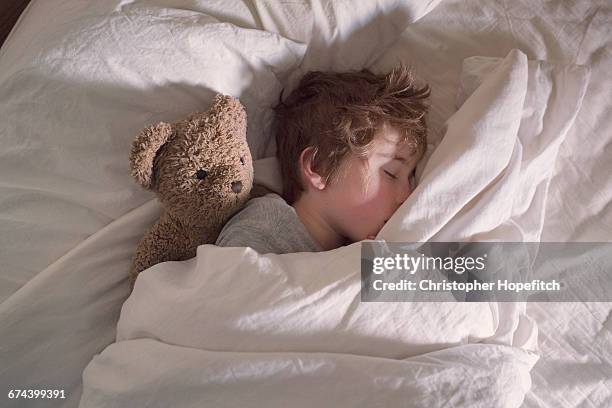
[273,65,430,204]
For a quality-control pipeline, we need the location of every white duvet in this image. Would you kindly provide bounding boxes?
[78,49,587,407]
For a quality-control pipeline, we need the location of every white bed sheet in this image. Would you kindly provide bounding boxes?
[0,0,610,407]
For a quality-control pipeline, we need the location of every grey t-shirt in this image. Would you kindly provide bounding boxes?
[215,193,322,254]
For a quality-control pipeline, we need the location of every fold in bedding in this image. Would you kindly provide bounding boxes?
[82,339,537,408]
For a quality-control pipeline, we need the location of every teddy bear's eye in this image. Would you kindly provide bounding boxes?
[240,156,245,165]
[195,169,208,180]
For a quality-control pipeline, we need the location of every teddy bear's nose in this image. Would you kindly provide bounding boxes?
[231,181,243,193]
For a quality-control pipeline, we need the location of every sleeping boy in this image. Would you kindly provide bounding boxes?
[215,65,430,253]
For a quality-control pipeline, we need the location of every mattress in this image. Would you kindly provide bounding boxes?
[0,0,610,407]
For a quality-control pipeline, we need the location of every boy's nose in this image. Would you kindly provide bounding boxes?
[396,185,412,205]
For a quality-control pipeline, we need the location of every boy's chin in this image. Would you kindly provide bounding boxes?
[357,230,381,241]
[345,227,382,243]
[344,233,371,243]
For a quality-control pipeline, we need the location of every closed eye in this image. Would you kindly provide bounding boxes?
[384,170,398,180]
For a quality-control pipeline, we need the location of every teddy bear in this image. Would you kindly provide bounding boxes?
[127,94,256,289]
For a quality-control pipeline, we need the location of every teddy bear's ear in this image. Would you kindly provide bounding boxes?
[129,122,174,191]
[208,93,247,134]
[211,93,241,110]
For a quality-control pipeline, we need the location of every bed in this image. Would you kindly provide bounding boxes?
[0,0,610,407]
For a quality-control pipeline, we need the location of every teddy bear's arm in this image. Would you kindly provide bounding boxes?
[129,214,193,289]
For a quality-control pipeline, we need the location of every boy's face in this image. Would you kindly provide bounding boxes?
[323,124,420,242]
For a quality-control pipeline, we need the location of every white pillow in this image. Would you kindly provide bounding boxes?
[283,0,444,94]
[0,0,306,299]
[0,0,444,301]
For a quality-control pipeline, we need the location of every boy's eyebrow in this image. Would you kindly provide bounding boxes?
[391,154,414,164]
[380,153,409,162]
[380,152,418,166]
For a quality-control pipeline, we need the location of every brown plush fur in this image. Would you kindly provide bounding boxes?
[128,94,254,289]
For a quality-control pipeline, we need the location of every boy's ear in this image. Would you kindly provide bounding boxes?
[299,146,326,190]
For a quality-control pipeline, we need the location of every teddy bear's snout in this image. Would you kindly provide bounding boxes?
[231,181,243,194]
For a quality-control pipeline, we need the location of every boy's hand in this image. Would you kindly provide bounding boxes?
[366,235,376,240]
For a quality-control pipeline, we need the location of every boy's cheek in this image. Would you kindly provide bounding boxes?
[354,211,384,238]
[338,211,375,241]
